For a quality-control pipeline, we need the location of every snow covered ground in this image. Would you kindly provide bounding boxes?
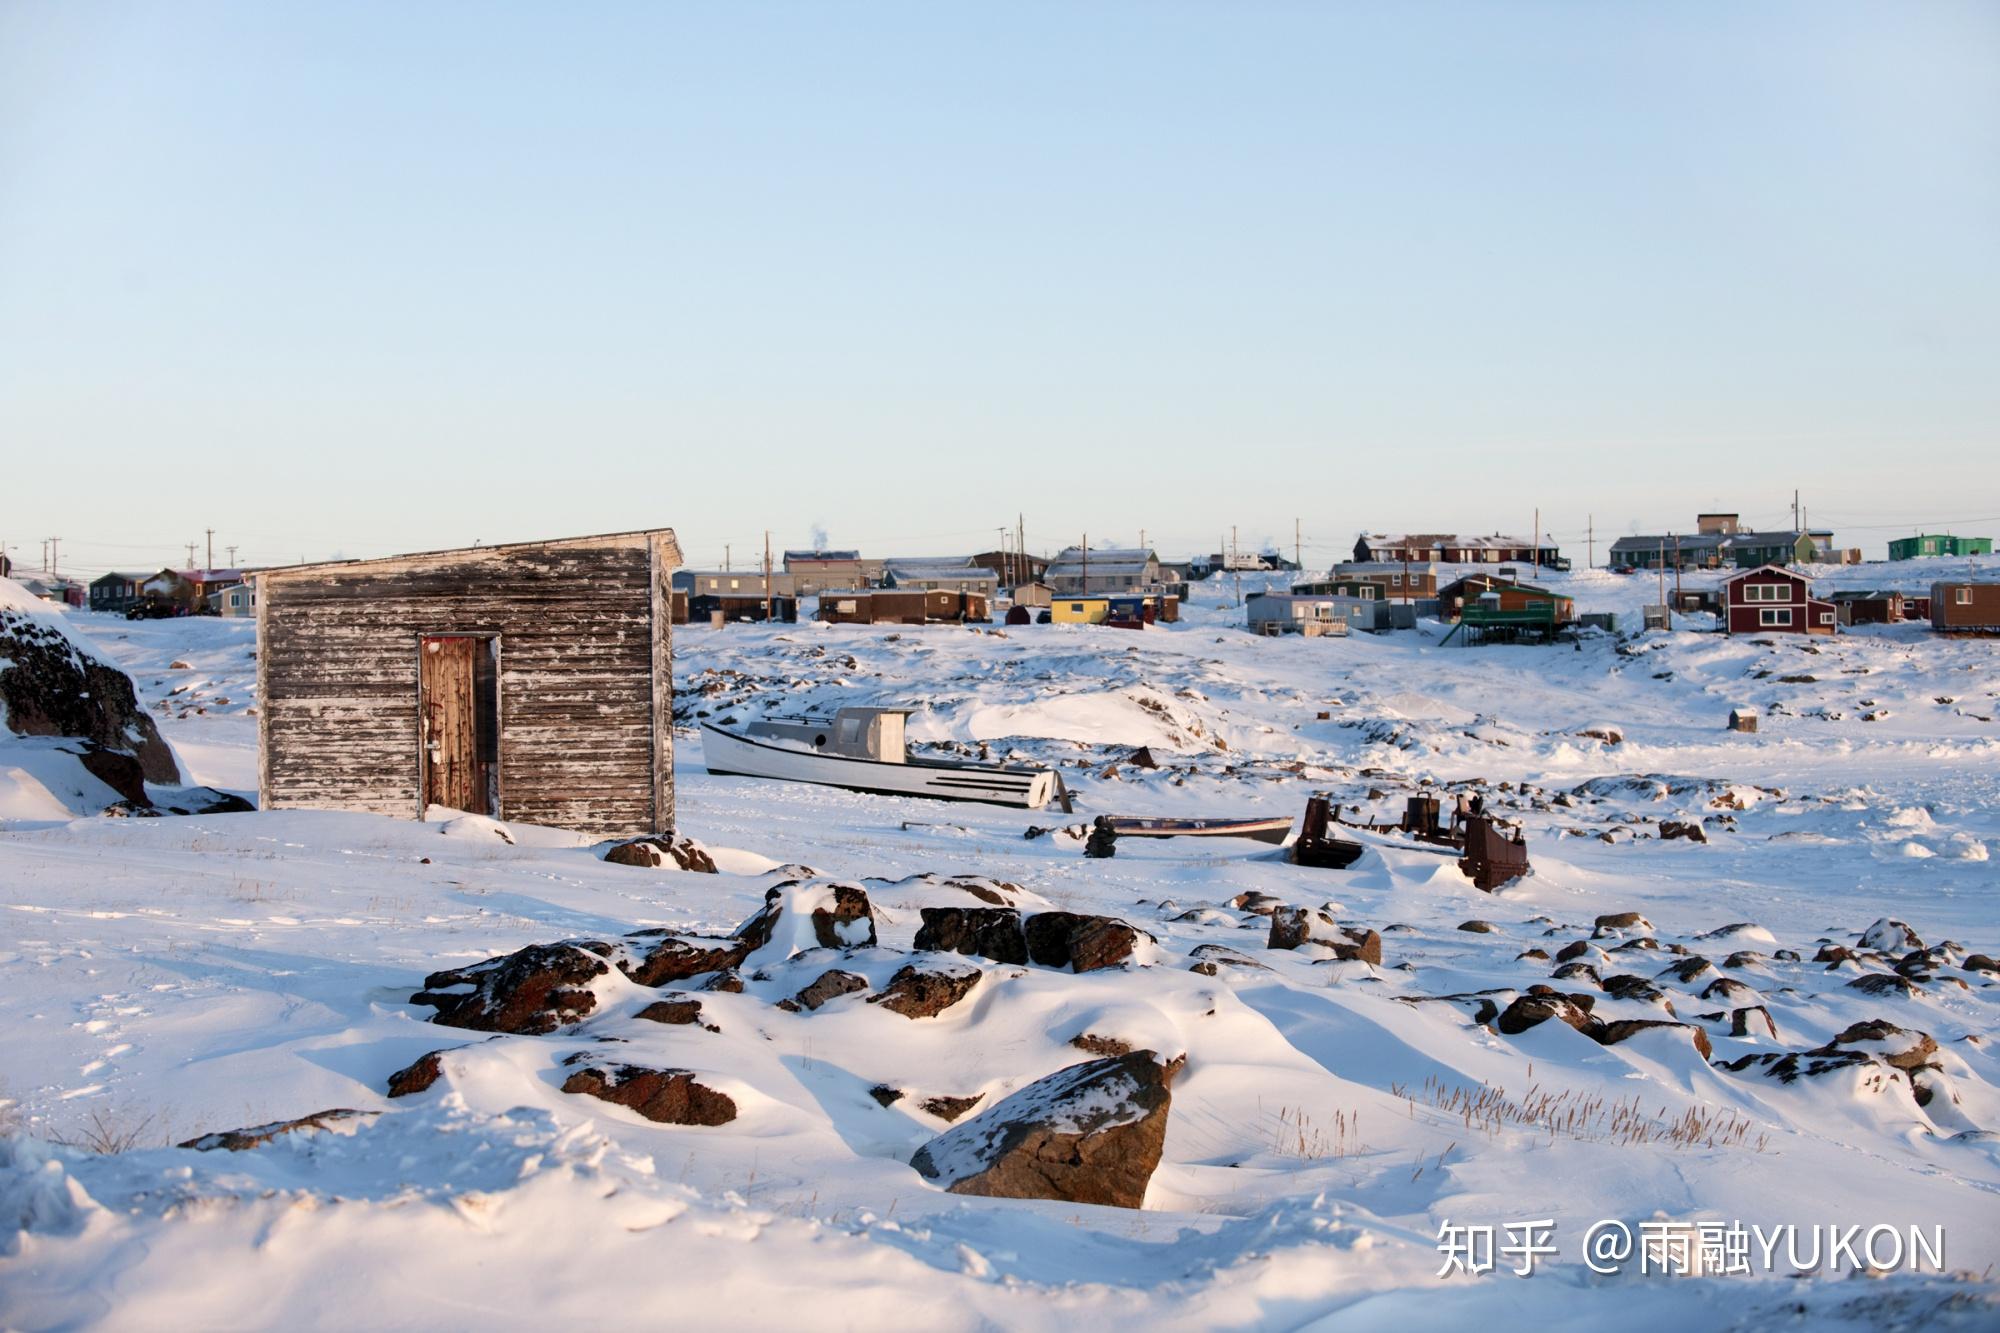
[4,569,1998,1330]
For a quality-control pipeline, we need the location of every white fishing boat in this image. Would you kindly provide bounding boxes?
[700,706,1062,809]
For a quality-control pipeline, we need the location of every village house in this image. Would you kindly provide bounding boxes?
[1721,564,1836,636]
[1826,590,1907,626]
[685,569,800,599]
[1008,581,1054,609]
[883,559,1000,597]
[89,572,151,614]
[1046,546,1162,596]
[1611,526,1834,570]
[1889,534,1992,561]
[1929,581,2000,635]
[968,549,1049,585]
[1353,533,1565,570]
[1297,561,1440,602]
[207,583,256,617]
[21,577,85,607]
[782,549,886,596]
[1245,593,1355,637]
[817,588,986,625]
[253,528,682,838]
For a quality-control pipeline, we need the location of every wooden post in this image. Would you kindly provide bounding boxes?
[762,530,772,623]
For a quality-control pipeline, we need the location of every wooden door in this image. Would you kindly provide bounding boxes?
[421,636,482,814]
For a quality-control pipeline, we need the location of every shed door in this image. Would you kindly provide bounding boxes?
[420,636,493,816]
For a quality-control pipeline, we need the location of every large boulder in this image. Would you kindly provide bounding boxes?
[735,881,879,957]
[1495,991,1596,1037]
[909,1051,1177,1209]
[1860,918,1923,953]
[411,941,611,1034]
[1825,1019,1938,1072]
[1023,912,1145,972]
[560,1061,736,1126]
[869,963,981,1019]
[0,592,182,787]
[602,835,718,873]
[915,907,1029,964]
[616,932,750,988]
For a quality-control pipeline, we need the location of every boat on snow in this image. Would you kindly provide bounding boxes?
[700,706,1061,810]
[1094,815,1293,845]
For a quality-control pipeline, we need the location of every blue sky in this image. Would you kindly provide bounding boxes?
[3,2,1996,574]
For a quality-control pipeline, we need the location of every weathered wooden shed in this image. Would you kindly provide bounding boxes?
[254,529,682,837]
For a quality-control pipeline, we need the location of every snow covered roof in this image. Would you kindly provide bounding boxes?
[784,550,862,563]
[1361,533,1552,550]
[1047,547,1157,576]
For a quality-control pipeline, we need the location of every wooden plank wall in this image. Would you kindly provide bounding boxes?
[259,533,673,838]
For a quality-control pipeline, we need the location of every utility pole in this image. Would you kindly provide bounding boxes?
[1016,514,1025,586]
[762,530,772,623]
[1232,526,1242,606]
[724,543,731,572]
[1294,517,1301,570]
[1673,533,1682,602]
[1659,537,1670,629]
[205,528,215,573]
[185,542,197,569]
[1793,489,1800,533]
[1588,516,1594,569]
[1081,533,1088,596]
[226,545,238,567]
[1533,508,1540,572]
[49,537,61,573]
[1139,528,1146,552]
[40,539,49,572]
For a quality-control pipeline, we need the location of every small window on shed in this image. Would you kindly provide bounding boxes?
[1957,588,1972,605]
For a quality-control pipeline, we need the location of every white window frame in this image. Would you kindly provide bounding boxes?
[1759,607,1792,627]
[1956,587,1972,605]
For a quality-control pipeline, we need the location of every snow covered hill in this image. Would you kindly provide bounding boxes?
[2,585,1996,1330]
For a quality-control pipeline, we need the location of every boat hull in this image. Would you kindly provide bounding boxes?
[700,724,1055,809]
[1099,817,1292,845]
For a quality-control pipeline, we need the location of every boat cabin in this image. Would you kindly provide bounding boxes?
[745,706,912,762]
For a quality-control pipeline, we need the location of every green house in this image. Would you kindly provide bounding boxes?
[1888,534,1993,561]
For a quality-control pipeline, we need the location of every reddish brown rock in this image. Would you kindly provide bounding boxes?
[920,1093,983,1123]
[788,969,869,1012]
[914,907,1028,964]
[635,997,707,1026]
[560,1062,736,1125]
[1024,912,1144,972]
[909,1051,1177,1209]
[1069,1033,1134,1057]
[810,885,878,949]
[603,835,718,873]
[870,964,981,1019]
[618,934,750,988]
[385,1050,454,1098]
[411,941,611,1035]
[1593,1018,1713,1060]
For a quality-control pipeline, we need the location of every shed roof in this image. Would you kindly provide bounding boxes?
[253,529,682,580]
[1361,533,1553,550]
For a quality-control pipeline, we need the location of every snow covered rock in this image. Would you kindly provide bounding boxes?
[786,969,869,1012]
[736,881,879,957]
[385,1050,454,1097]
[1593,911,1653,934]
[1860,918,1924,953]
[559,1061,737,1125]
[618,932,751,988]
[914,906,1027,964]
[1495,991,1596,1036]
[634,997,708,1026]
[180,1109,377,1151]
[1826,1019,1939,1073]
[0,592,180,786]
[869,963,981,1019]
[411,941,613,1034]
[909,1051,1178,1209]
[1592,1018,1712,1060]
[601,834,718,873]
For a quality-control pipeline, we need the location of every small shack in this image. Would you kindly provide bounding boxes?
[255,529,682,837]
[1930,581,2000,635]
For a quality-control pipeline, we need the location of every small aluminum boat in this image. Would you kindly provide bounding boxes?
[701,706,1059,809]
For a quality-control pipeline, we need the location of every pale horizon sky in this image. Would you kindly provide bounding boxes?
[4,2,1997,575]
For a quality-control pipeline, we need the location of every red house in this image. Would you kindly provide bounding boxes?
[1721,564,1836,636]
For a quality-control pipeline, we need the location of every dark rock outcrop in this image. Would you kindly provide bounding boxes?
[909,1051,1177,1209]
[0,607,181,785]
[635,997,708,1026]
[1496,992,1596,1036]
[180,1108,377,1151]
[411,941,611,1034]
[602,835,718,873]
[1023,912,1143,972]
[385,1050,454,1098]
[870,964,980,1019]
[560,1062,737,1125]
[914,907,1028,964]
[618,934,750,988]
[787,969,869,1012]
[1593,1018,1713,1060]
